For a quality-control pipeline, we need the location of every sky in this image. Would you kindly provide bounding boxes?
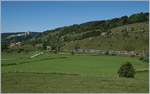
[1,1,149,33]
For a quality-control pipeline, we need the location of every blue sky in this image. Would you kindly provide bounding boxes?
[2,1,149,33]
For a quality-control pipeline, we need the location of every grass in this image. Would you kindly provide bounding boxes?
[63,22,149,51]
[1,52,149,93]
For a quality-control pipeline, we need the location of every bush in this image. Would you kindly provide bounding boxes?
[71,50,75,55]
[105,51,109,55]
[118,62,135,78]
[143,57,149,63]
[17,48,24,53]
[139,56,144,61]
[139,56,149,63]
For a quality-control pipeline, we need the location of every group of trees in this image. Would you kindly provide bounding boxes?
[45,12,148,40]
[2,12,148,53]
[2,43,35,53]
[1,43,9,52]
[42,33,65,53]
[42,12,148,43]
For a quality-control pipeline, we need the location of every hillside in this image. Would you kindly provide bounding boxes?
[41,12,149,52]
[1,12,149,52]
[63,22,148,52]
[1,32,41,45]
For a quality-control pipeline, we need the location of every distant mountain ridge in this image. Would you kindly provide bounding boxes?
[1,32,41,45]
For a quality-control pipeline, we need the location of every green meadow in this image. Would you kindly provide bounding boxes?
[1,52,149,93]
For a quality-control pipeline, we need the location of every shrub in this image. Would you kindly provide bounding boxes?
[71,50,75,55]
[143,56,149,63]
[105,51,109,55]
[139,56,149,63]
[143,57,149,63]
[17,48,24,53]
[139,56,144,61]
[118,62,135,78]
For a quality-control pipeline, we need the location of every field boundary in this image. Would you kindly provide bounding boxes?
[2,71,80,76]
[2,56,69,67]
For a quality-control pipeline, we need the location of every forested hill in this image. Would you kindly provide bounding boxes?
[36,12,149,42]
[1,12,149,52]
[36,12,149,52]
[1,32,41,45]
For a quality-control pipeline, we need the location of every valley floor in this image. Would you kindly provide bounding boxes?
[1,52,149,93]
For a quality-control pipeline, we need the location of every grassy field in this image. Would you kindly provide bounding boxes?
[1,52,149,93]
